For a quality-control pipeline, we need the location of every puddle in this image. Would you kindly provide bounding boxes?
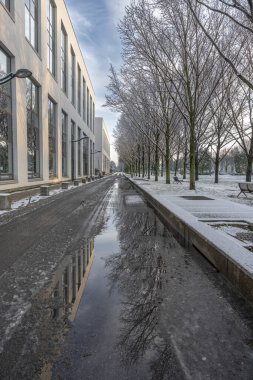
[50,179,253,380]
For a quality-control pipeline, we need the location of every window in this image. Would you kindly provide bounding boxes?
[77,65,81,114]
[62,111,67,176]
[25,0,38,51]
[70,48,75,105]
[26,78,40,178]
[71,120,75,179]
[89,95,92,130]
[83,138,88,176]
[78,127,81,176]
[0,48,13,180]
[48,98,57,177]
[82,78,86,122]
[61,25,67,93]
[47,0,56,76]
[0,0,10,11]
[86,87,89,126]
[92,102,95,133]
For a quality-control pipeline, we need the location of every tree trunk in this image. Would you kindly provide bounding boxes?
[214,144,220,183]
[161,157,164,177]
[166,136,170,184]
[155,137,159,182]
[147,143,151,179]
[195,148,199,181]
[142,145,145,178]
[189,130,196,190]
[246,149,253,182]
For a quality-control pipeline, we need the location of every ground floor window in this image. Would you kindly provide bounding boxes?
[26,78,40,178]
[83,138,88,176]
[48,98,57,177]
[0,48,13,180]
[78,127,81,176]
[62,111,67,176]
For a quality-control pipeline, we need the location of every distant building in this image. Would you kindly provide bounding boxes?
[94,117,110,175]
[0,0,95,191]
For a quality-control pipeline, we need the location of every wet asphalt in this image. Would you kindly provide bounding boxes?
[1,176,253,379]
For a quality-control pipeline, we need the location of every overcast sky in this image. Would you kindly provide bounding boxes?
[65,0,131,164]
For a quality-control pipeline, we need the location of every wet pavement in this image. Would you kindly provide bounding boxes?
[1,176,253,379]
[50,178,253,379]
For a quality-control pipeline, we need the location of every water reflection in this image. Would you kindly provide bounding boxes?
[50,238,94,322]
[106,199,182,379]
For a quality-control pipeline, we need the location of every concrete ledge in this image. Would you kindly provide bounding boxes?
[129,178,253,305]
[61,182,69,189]
[0,193,11,210]
[40,186,50,196]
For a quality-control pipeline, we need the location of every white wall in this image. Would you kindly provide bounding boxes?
[0,0,95,190]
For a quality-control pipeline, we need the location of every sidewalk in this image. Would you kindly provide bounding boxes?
[129,175,253,304]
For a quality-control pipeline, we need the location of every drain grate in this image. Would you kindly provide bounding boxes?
[180,196,214,201]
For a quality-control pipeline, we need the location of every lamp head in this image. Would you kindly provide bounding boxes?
[15,69,32,79]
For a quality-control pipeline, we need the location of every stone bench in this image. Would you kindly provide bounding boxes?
[61,182,69,189]
[0,193,11,210]
[40,186,50,196]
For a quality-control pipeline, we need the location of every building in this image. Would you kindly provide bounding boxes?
[0,0,95,191]
[94,117,110,175]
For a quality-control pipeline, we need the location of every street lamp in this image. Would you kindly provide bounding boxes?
[71,132,89,181]
[0,68,32,85]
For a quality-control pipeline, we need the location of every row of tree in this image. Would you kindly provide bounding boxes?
[105,0,253,189]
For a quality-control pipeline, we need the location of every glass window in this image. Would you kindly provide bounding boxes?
[0,0,10,11]
[70,48,75,105]
[89,95,92,130]
[61,25,67,93]
[48,98,57,177]
[47,0,56,76]
[86,87,89,127]
[25,0,38,51]
[92,102,95,133]
[0,48,13,180]
[71,120,75,179]
[82,78,86,122]
[26,78,40,178]
[83,138,88,176]
[62,111,67,176]
[78,127,81,176]
[77,65,81,114]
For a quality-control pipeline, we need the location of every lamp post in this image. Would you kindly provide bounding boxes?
[0,68,32,85]
[71,132,89,181]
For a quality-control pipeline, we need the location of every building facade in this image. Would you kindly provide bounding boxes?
[0,0,95,191]
[94,117,110,175]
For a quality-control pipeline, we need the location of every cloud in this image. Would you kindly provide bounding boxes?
[104,0,131,26]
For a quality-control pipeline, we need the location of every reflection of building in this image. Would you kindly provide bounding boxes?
[0,0,95,191]
[94,117,110,175]
[51,238,94,321]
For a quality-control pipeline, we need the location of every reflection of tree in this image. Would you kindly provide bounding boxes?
[106,200,181,379]
[0,83,11,174]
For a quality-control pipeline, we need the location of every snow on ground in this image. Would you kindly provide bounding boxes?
[133,174,253,207]
[0,184,77,216]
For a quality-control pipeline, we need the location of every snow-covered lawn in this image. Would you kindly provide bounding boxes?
[133,174,253,207]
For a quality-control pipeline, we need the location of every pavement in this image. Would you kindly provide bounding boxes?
[130,177,253,304]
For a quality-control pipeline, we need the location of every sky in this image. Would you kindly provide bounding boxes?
[64,0,131,164]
